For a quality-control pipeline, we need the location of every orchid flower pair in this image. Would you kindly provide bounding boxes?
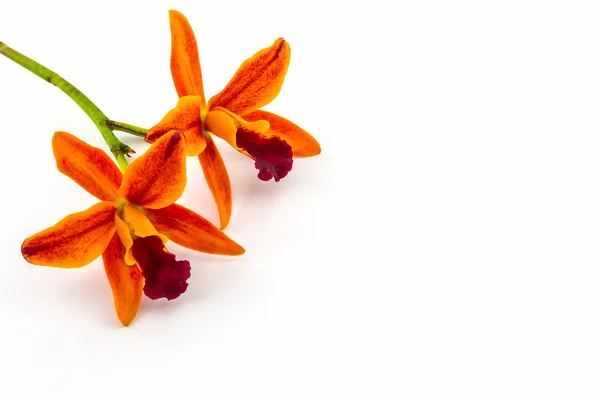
[18,10,320,326]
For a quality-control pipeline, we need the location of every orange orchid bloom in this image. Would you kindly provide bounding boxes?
[21,130,244,326]
[147,10,321,229]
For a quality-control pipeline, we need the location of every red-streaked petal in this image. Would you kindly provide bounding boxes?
[197,135,232,229]
[242,110,321,157]
[52,131,122,201]
[131,236,191,300]
[119,130,187,209]
[21,202,116,268]
[146,96,207,157]
[147,204,245,255]
[169,9,205,99]
[208,38,291,116]
[102,234,143,326]
[236,128,293,182]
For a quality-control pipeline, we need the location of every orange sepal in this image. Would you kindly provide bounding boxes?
[243,110,321,157]
[102,234,143,326]
[52,131,122,201]
[197,135,232,230]
[119,130,187,209]
[21,202,116,268]
[208,38,291,116]
[146,96,207,156]
[147,204,245,255]
[169,9,205,99]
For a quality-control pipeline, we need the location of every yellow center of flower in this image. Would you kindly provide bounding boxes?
[203,106,270,149]
[114,204,168,265]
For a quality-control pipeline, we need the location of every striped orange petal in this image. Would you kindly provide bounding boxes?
[147,203,245,255]
[146,96,207,156]
[21,202,116,268]
[197,135,232,230]
[119,130,187,209]
[169,10,205,100]
[52,131,122,201]
[208,38,291,116]
[102,234,143,326]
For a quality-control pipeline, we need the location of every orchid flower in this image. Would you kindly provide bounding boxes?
[21,130,244,325]
[146,10,321,229]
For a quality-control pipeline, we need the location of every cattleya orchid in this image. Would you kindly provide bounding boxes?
[2,7,321,326]
[147,10,321,229]
[21,130,244,326]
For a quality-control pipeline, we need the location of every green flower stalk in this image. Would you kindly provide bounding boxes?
[0,41,143,171]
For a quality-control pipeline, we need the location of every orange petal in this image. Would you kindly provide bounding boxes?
[22,202,116,268]
[146,96,207,156]
[147,204,245,255]
[169,10,205,99]
[208,38,291,116]
[102,234,143,326]
[52,131,122,201]
[243,110,321,157]
[119,130,187,209]
[197,135,232,230]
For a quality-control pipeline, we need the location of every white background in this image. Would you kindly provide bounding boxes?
[1,0,600,398]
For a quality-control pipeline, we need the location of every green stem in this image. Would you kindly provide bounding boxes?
[106,120,148,138]
[0,41,133,171]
